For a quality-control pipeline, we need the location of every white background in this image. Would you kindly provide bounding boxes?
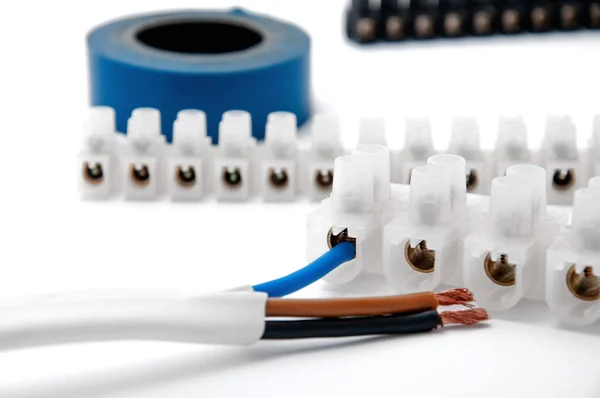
[1,0,600,397]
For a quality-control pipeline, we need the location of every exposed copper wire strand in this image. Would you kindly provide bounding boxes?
[440,308,489,326]
[265,289,475,318]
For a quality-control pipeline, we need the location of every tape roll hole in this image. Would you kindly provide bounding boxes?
[136,21,263,54]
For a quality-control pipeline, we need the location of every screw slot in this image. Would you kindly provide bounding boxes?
[552,169,576,191]
[466,169,479,191]
[531,7,549,30]
[83,162,104,185]
[405,240,435,273]
[386,16,405,40]
[222,167,242,188]
[501,9,521,32]
[268,168,289,190]
[315,169,334,190]
[327,227,357,252]
[130,164,150,187]
[484,253,516,286]
[567,265,600,301]
[176,165,196,188]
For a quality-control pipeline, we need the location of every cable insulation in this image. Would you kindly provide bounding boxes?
[261,310,442,339]
[265,292,438,318]
[252,242,356,297]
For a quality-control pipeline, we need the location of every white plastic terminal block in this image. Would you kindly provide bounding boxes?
[358,117,387,146]
[494,115,531,178]
[260,112,298,202]
[214,110,256,202]
[542,114,584,204]
[122,108,166,200]
[397,117,436,184]
[307,145,394,285]
[449,117,487,194]
[167,110,212,201]
[591,114,600,176]
[305,114,345,201]
[78,106,117,198]
[589,176,600,188]
[546,187,600,325]
[463,165,555,311]
[383,154,467,292]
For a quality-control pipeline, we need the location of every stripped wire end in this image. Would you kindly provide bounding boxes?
[440,308,490,326]
[436,288,475,308]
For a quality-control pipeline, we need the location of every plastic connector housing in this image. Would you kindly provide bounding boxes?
[494,115,531,177]
[396,117,436,184]
[542,114,584,204]
[449,117,487,194]
[260,112,298,202]
[122,108,166,200]
[307,145,395,285]
[305,114,345,202]
[78,106,117,198]
[214,111,256,202]
[383,155,467,292]
[463,165,557,310]
[546,187,600,325]
[167,110,212,201]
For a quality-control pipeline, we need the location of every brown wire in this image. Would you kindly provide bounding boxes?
[265,292,438,318]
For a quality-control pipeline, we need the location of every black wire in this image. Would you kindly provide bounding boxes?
[261,310,442,339]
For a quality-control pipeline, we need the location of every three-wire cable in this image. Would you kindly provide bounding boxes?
[252,241,356,297]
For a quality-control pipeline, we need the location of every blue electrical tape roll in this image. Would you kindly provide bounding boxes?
[88,9,311,143]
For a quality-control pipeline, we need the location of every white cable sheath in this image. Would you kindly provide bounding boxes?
[0,290,268,350]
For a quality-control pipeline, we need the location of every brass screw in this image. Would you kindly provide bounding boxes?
[502,9,521,32]
[566,265,600,301]
[82,162,104,185]
[315,169,334,190]
[386,16,405,40]
[466,169,479,191]
[473,11,493,34]
[561,5,578,28]
[268,168,289,190]
[444,13,463,36]
[552,169,576,191]
[531,7,549,30]
[414,15,435,38]
[405,240,436,273]
[484,253,516,286]
[176,165,196,188]
[356,18,376,41]
[130,164,150,187]
[222,167,243,188]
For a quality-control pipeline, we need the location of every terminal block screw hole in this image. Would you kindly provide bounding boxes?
[552,169,575,191]
[405,240,435,273]
[130,164,150,187]
[315,169,334,190]
[484,253,516,286]
[327,228,356,252]
[567,266,600,301]
[269,168,289,190]
[222,167,242,188]
[176,165,196,188]
[83,162,104,185]
[466,169,478,191]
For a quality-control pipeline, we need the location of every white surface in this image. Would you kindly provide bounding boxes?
[1,0,600,397]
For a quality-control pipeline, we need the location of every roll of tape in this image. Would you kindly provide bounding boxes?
[88,8,311,142]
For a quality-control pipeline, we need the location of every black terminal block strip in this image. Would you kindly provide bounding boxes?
[346,0,600,43]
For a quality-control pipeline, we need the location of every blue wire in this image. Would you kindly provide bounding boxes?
[252,241,356,298]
